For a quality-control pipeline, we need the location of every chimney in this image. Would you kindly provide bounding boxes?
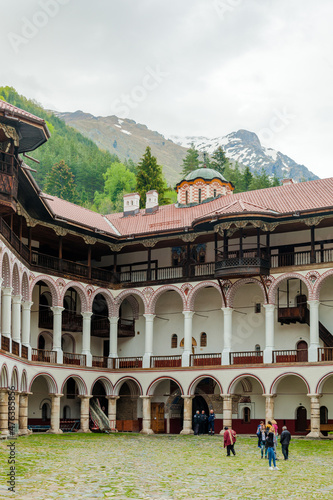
[282,178,295,186]
[145,190,159,214]
[123,193,140,217]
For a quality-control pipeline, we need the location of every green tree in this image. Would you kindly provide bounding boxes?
[211,146,229,175]
[93,161,136,214]
[239,165,253,191]
[181,144,200,176]
[136,147,168,207]
[44,160,79,202]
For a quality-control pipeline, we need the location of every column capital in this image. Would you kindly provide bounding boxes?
[78,395,92,400]
[221,307,233,314]
[22,301,34,310]
[263,303,275,311]
[263,393,276,398]
[49,393,64,398]
[307,300,320,307]
[12,294,22,304]
[109,316,119,324]
[221,394,233,399]
[181,395,195,400]
[143,314,156,320]
[51,306,64,314]
[20,392,33,397]
[81,311,93,319]
[106,395,120,400]
[182,310,194,318]
[307,393,322,399]
[2,287,13,296]
[140,395,152,400]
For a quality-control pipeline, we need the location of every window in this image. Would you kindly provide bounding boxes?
[42,403,50,421]
[255,344,261,353]
[185,191,188,205]
[320,406,328,425]
[63,406,71,419]
[255,303,261,313]
[171,334,178,348]
[214,189,217,198]
[66,378,76,399]
[198,189,202,204]
[200,332,207,347]
[243,407,251,423]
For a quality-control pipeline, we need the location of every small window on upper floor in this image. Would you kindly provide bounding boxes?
[214,189,217,198]
[171,334,178,348]
[255,344,261,352]
[255,303,261,314]
[200,332,207,347]
[198,189,202,204]
[185,191,188,205]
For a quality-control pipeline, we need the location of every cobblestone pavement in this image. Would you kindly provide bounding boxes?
[0,433,332,499]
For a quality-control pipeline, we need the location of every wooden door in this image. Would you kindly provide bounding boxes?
[151,403,165,433]
[296,341,308,362]
[296,406,307,432]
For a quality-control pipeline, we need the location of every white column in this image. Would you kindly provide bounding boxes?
[180,395,194,434]
[263,394,276,424]
[81,312,93,367]
[140,396,154,434]
[78,395,92,433]
[1,287,13,343]
[308,300,320,362]
[143,314,155,368]
[51,306,64,364]
[263,304,275,363]
[109,316,119,358]
[182,311,194,367]
[220,394,233,432]
[221,307,233,365]
[11,295,22,347]
[306,394,324,438]
[21,301,33,360]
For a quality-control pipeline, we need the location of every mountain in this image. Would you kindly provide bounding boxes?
[169,129,319,182]
[55,111,189,185]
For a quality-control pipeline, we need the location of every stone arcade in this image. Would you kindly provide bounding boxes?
[0,100,332,438]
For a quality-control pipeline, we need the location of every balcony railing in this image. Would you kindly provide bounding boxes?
[1,335,10,352]
[114,357,143,369]
[21,345,29,360]
[230,351,263,365]
[92,355,109,368]
[12,340,20,356]
[32,348,56,363]
[63,352,86,366]
[190,353,222,366]
[272,349,308,363]
[318,347,333,362]
[150,355,182,368]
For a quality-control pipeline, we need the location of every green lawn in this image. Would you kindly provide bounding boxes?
[0,434,332,499]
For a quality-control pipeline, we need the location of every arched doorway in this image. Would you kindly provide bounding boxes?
[229,375,265,434]
[148,378,184,434]
[91,381,108,417]
[296,406,307,432]
[191,377,223,434]
[28,374,57,429]
[116,379,141,432]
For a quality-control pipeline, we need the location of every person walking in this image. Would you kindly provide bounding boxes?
[257,421,264,448]
[280,426,291,460]
[199,410,207,435]
[271,419,279,460]
[224,426,237,456]
[193,410,200,435]
[266,425,279,470]
[258,422,267,459]
[208,409,215,435]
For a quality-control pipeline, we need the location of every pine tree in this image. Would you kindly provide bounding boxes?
[211,146,229,176]
[181,144,200,176]
[240,166,253,191]
[44,160,79,203]
[136,147,168,207]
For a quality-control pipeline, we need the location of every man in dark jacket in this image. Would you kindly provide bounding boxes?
[208,409,215,435]
[193,410,200,435]
[280,426,291,460]
[199,410,207,435]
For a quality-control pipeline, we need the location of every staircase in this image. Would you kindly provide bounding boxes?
[319,322,333,347]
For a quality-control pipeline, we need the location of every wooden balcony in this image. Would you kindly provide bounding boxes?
[21,345,29,359]
[12,340,20,356]
[63,352,86,366]
[0,152,18,215]
[92,355,109,368]
[31,348,56,363]
[272,349,308,363]
[114,357,143,369]
[215,252,270,279]
[1,335,10,352]
[318,347,333,361]
[230,351,263,365]
[190,353,222,366]
[117,319,135,338]
[150,355,182,368]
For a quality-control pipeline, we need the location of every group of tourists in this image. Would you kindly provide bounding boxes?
[193,410,292,470]
[256,420,292,470]
[193,409,216,435]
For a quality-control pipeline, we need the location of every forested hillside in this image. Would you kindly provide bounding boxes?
[0,86,119,204]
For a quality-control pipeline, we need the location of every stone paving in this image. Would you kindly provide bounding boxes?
[0,433,332,499]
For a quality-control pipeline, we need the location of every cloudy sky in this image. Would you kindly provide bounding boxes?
[2,0,333,178]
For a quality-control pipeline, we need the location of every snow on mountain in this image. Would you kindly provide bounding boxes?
[169,129,318,182]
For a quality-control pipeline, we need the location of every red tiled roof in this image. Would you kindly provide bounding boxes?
[42,178,333,238]
[0,99,46,124]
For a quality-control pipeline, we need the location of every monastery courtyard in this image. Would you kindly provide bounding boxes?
[0,434,332,500]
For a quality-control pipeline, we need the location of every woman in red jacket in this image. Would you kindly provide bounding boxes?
[223,426,237,456]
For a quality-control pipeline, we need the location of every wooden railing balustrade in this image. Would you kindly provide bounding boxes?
[229,351,263,365]
[31,348,56,364]
[150,355,182,368]
[190,353,222,366]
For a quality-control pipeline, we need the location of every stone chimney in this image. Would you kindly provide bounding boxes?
[123,193,140,217]
[145,190,159,214]
[282,178,295,186]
